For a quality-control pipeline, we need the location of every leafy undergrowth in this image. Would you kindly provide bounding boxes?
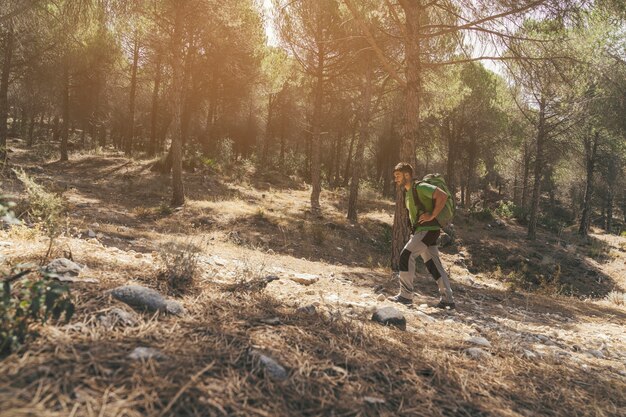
[0,140,625,416]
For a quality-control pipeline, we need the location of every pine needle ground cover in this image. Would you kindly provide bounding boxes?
[0,145,624,417]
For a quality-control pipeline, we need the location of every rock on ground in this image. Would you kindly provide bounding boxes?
[466,347,489,360]
[251,350,288,381]
[289,273,320,285]
[297,304,317,315]
[415,311,436,323]
[128,347,166,361]
[438,233,453,247]
[45,258,84,277]
[466,336,492,348]
[372,307,406,331]
[110,285,185,315]
[98,307,138,327]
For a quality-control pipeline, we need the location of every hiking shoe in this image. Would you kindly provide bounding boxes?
[388,294,413,305]
[435,300,456,310]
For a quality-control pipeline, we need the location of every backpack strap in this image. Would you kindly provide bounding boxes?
[411,182,427,214]
[410,182,428,233]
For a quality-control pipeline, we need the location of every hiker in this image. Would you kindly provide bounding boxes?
[388,162,455,309]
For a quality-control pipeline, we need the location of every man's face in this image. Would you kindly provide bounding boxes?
[393,170,409,188]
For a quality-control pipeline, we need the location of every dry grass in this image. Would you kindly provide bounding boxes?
[0,282,624,417]
[1,142,625,417]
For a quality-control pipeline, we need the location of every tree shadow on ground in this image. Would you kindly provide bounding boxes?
[1,285,623,417]
[339,265,626,328]
[453,215,622,299]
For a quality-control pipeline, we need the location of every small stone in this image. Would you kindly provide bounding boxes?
[372,307,406,330]
[377,294,386,301]
[45,258,84,277]
[128,347,166,361]
[438,233,453,247]
[87,229,96,238]
[264,275,280,283]
[252,351,288,381]
[290,273,320,285]
[536,334,553,345]
[98,307,138,327]
[260,317,281,325]
[466,347,489,360]
[325,293,340,303]
[297,304,317,315]
[466,336,491,348]
[415,311,436,323]
[110,285,185,315]
[363,396,385,405]
[585,349,605,359]
[210,256,228,266]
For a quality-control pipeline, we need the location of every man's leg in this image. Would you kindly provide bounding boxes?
[421,243,454,306]
[394,231,428,301]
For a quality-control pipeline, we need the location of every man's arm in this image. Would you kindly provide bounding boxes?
[418,188,448,224]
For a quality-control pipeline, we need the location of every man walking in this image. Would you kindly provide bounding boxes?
[388,162,455,309]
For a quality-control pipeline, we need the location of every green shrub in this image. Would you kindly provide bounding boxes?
[494,201,515,218]
[470,207,494,222]
[538,214,565,234]
[1,267,74,357]
[13,170,65,258]
[158,202,173,216]
[201,157,219,170]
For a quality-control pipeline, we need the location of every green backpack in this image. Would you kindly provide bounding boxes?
[411,173,455,228]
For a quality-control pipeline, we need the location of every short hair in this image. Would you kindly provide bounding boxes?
[393,162,413,176]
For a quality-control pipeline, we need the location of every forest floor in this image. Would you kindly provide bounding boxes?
[1,137,625,417]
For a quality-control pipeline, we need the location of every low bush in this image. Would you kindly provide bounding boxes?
[1,267,74,357]
[13,169,66,258]
[494,200,515,218]
[157,241,202,295]
[470,207,494,222]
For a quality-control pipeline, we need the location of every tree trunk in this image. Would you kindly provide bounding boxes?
[279,108,286,171]
[60,57,70,162]
[310,42,324,210]
[445,117,456,197]
[170,4,185,206]
[342,125,357,187]
[578,131,599,236]
[465,137,476,207]
[27,113,36,146]
[606,156,618,233]
[347,64,372,222]
[527,97,546,240]
[0,21,14,160]
[392,2,421,270]
[261,93,275,167]
[148,56,161,156]
[521,140,531,209]
[125,34,140,156]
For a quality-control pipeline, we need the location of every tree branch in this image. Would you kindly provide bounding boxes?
[343,0,406,88]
